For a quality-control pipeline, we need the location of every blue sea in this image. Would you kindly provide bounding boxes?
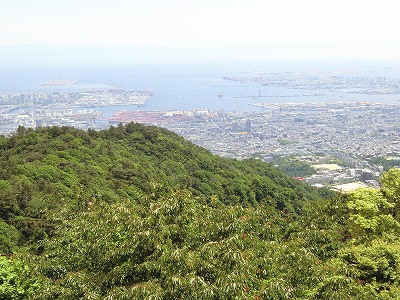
[1,59,400,118]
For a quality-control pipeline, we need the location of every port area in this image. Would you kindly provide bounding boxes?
[0,86,152,134]
[223,71,400,95]
[109,110,195,124]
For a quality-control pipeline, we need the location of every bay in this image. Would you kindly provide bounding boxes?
[1,59,400,119]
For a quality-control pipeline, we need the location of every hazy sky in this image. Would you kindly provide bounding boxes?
[1,0,400,61]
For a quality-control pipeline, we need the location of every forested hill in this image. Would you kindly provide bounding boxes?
[2,124,400,299]
[0,123,330,224]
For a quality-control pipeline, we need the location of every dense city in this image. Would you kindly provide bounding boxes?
[1,74,400,192]
[158,101,400,191]
[0,87,151,135]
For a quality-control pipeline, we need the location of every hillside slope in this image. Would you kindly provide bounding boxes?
[2,124,400,299]
[0,123,331,247]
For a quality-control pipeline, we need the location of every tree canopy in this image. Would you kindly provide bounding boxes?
[0,124,331,250]
[2,124,400,299]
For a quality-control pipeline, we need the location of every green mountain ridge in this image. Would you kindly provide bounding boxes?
[1,123,400,299]
[0,123,330,246]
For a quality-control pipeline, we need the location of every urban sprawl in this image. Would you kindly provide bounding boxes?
[2,72,400,192]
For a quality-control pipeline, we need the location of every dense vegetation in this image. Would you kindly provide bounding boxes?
[369,156,400,171]
[269,156,316,178]
[0,124,330,250]
[1,124,400,299]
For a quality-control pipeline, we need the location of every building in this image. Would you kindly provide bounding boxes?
[244,119,252,133]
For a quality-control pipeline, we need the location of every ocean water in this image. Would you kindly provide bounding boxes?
[1,59,400,118]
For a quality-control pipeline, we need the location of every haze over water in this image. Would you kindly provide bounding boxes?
[2,58,400,118]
